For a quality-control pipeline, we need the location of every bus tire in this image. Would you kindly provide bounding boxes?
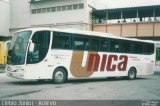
[52,68,67,84]
[128,67,137,80]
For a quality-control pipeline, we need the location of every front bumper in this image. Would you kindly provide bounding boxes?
[6,65,25,79]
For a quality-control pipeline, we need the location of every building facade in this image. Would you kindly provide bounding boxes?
[0,0,10,36]
[3,0,160,41]
[10,0,31,32]
[10,0,99,34]
[92,5,160,40]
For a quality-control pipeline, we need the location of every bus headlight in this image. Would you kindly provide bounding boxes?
[7,66,24,72]
[7,66,12,71]
[15,68,24,72]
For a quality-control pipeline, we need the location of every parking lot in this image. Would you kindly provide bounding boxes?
[0,73,159,100]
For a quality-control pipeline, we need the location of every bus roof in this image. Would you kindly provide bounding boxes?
[15,27,154,44]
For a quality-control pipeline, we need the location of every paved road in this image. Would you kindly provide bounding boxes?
[0,74,160,106]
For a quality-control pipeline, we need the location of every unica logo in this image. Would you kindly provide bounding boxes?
[70,51,128,77]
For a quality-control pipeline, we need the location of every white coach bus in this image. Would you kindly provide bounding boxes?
[6,28,155,84]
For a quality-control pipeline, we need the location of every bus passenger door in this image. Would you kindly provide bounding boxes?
[156,47,160,66]
[26,31,51,79]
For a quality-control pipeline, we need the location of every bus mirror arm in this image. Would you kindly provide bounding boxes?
[29,42,35,52]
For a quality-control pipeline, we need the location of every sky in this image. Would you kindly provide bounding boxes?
[98,0,160,9]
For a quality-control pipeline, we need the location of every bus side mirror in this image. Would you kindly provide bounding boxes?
[8,50,12,56]
[29,42,35,52]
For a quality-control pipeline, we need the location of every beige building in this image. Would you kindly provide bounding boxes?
[92,5,160,40]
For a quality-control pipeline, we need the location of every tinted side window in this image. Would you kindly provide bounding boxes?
[143,43,154,54]
[121,41,132,53]
[72,35,90,50]
[110,39,121,52]
[100,38,108,52]
[52,32,70,49]
[91,37,99,51]
[133,42,143,54]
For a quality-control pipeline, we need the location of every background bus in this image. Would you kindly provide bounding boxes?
[6,28,155,83]
[0,41,10,72]
[0,36,12,72]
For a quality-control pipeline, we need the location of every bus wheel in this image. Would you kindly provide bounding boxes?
[52,68,67,84]
[128,68,136,80]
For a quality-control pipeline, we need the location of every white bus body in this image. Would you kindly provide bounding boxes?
[6,28,155,83]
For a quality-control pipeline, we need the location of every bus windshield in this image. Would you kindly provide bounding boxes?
[7,31,32,65]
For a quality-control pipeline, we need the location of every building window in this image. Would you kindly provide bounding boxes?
[57,6,62,11]
[31,3,84,14]
[73,4,78,10]
[47,8,51,12]
[37,9,41,13]
[51,7,56,12]
[67,5,72,10]
[79,3,84,9]
[32,9,36,14]
[42,8,47,13]
[62,6,67,11]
